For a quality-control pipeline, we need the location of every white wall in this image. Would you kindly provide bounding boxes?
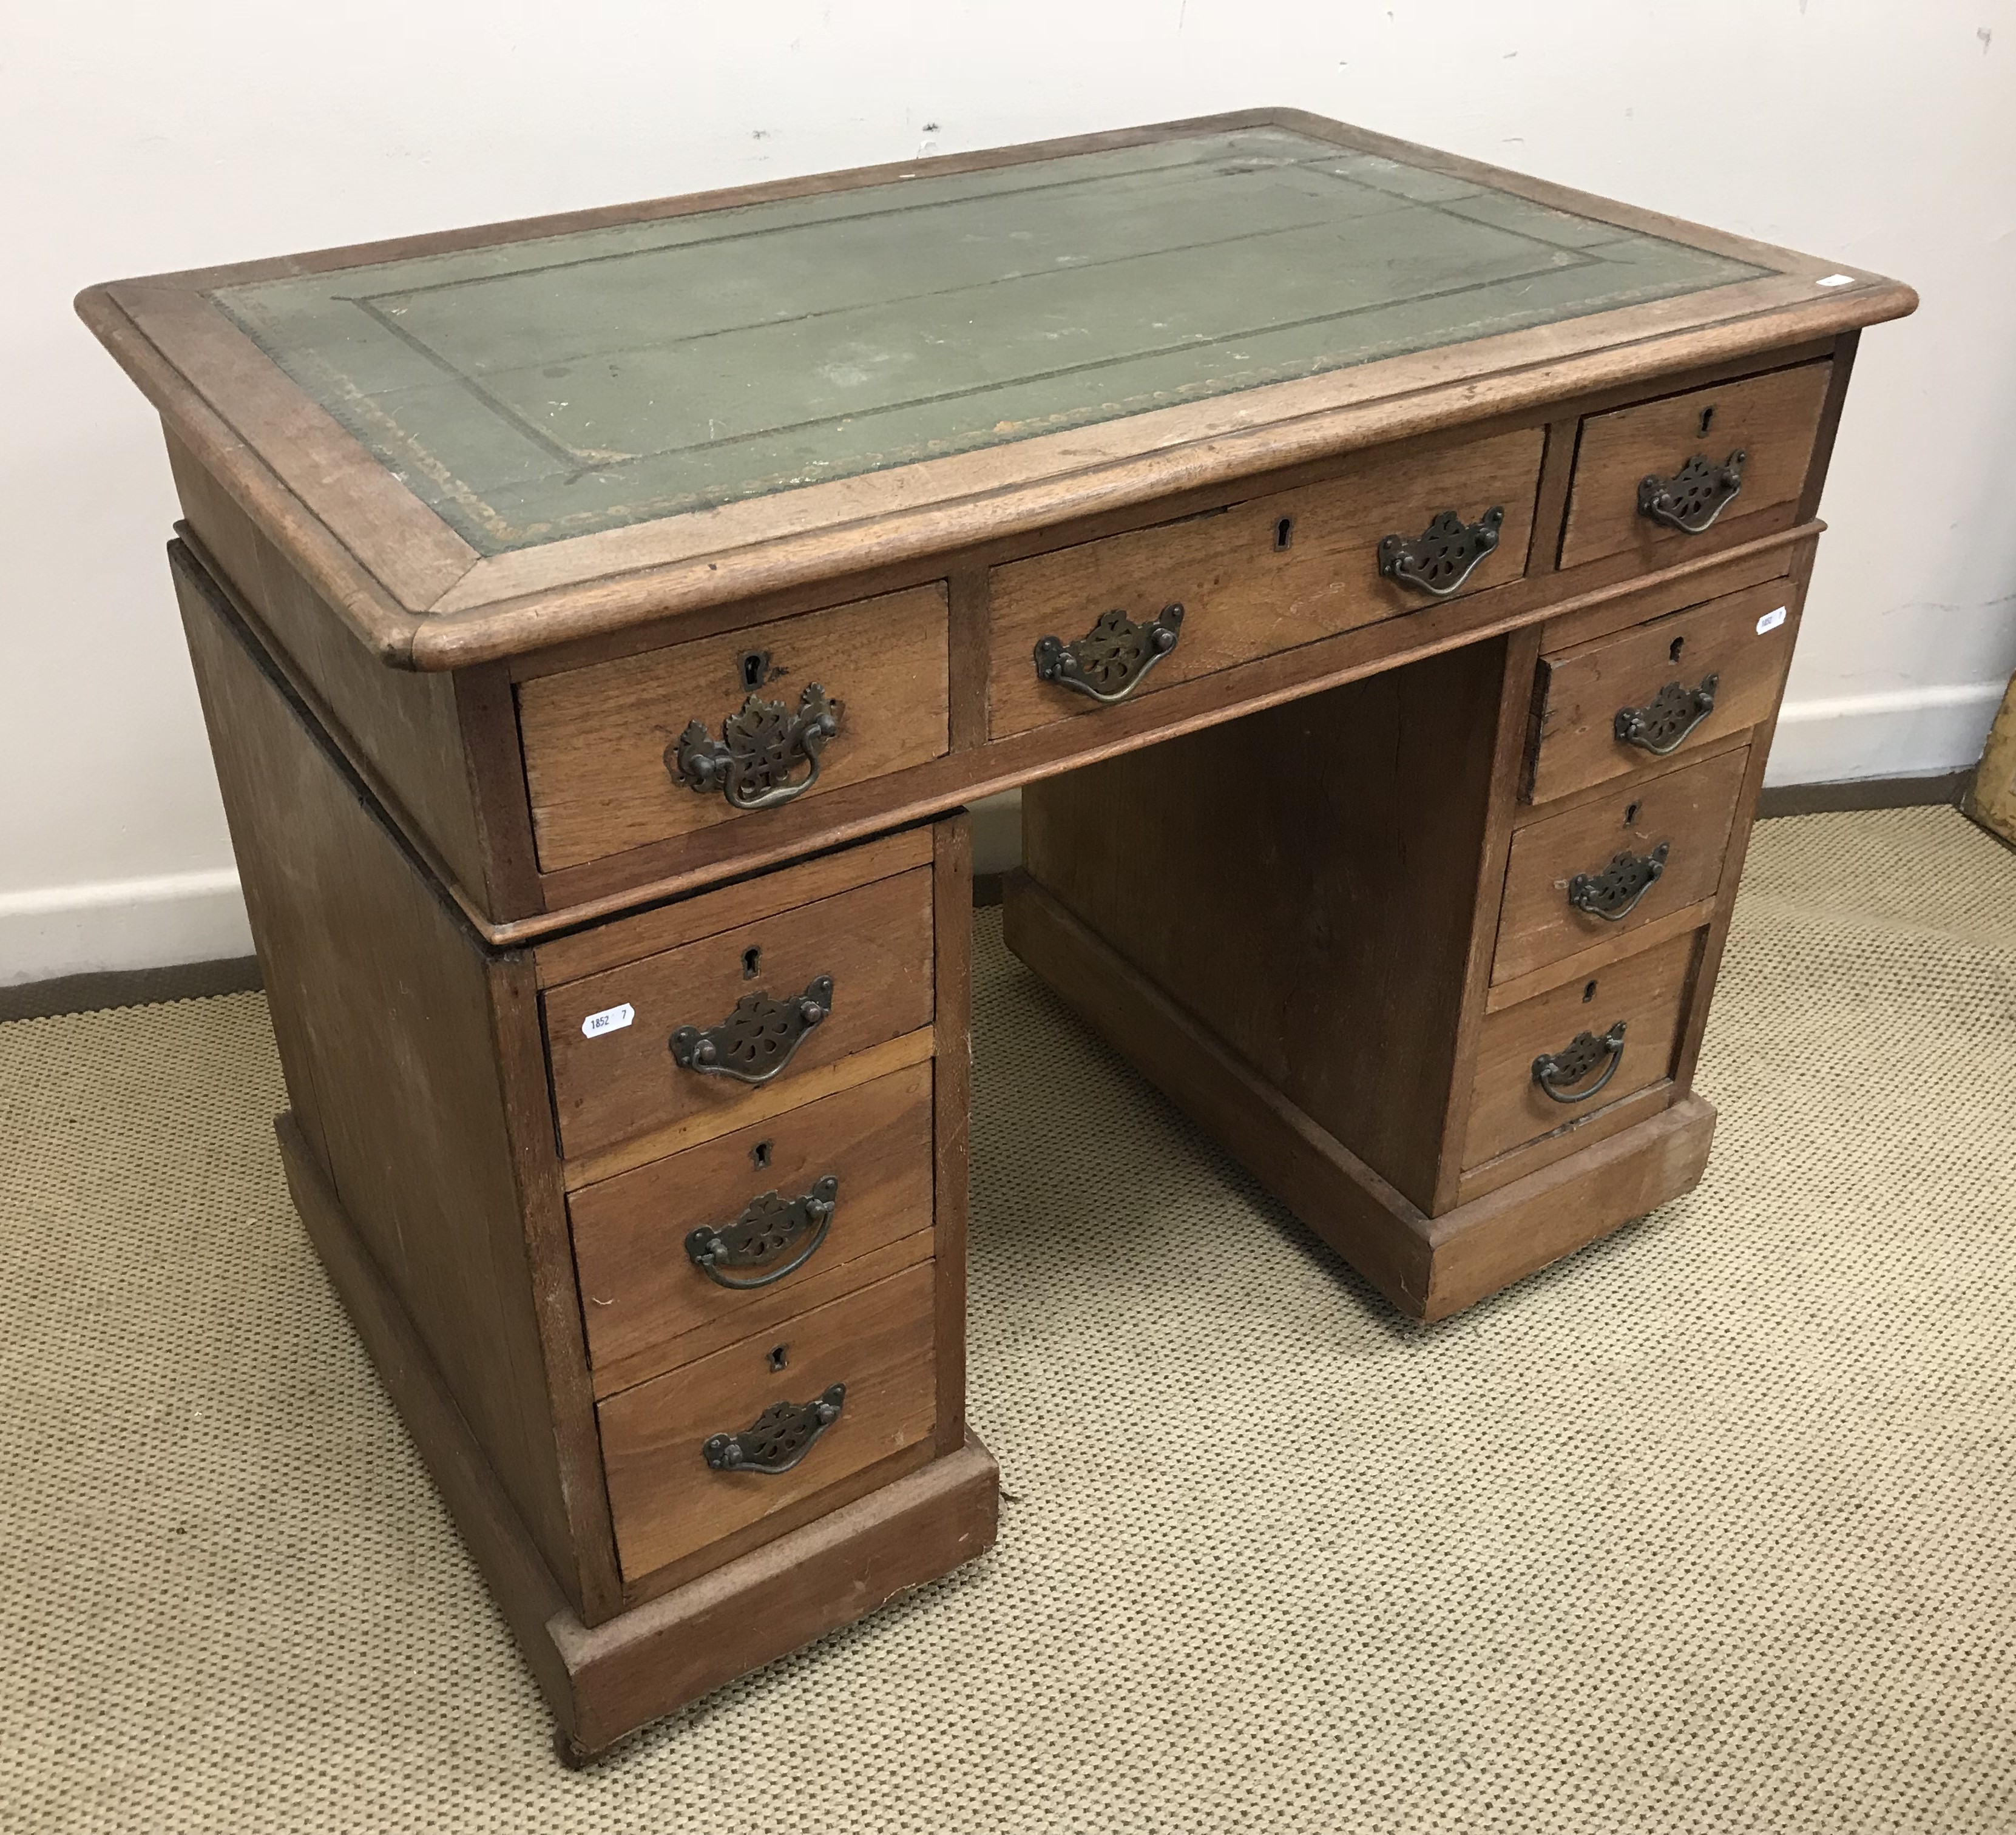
[5,2,2013,980]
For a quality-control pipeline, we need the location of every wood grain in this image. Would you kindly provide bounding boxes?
[519,583,949,871]
[1560,360,1833,571]
[1462,928,1701,1169]
[533,826,932,988]
[543,866,935,1162]
[598,1262,938,1582]
[172,544,617,1620]
[569,1063,935,1388]
[1021,641,1509,1212]
[1421,1093,1716,1320]
[1493,743,1750,984]
[1001,870,1718,1324]
[989,426,1544,739]
[1527,579,1801,803]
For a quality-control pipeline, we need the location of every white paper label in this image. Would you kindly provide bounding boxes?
[1756,606,1788,635]
[1816,273,1855,288]
[581,1002,635,1038]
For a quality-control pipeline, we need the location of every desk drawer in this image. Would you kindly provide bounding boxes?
[543,865,935,1163]
[598,1260,938,1582]
[1493,745,1750,986]
[569,1061,936,1393]
[1560,361,1831,571]
[518,583,950,873]
[1527,581,1797,805]
[987,425,1545,740]
[1462,929,1699,1171]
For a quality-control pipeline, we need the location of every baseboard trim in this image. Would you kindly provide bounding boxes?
[1756,768,1974,819]
[0,955,263,1023]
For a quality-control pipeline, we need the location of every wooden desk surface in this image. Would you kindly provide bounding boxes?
[77,108,1912,671]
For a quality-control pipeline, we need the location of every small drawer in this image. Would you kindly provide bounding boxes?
[1462,929,1699,1171]
[987,425,1546,740]
[1526,581,1796,805]
[1560,361,1832,571]
[543,865,935,1163]
[1493,745,1750,986]
[597,1260,938,1582]
[569,1061,936,1393]
[518,583,950,873]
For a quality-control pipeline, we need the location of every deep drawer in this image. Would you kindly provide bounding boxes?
[597,1260,938,1582]
[1493,745,1750,986]
[543,865,935,1163]
[1462,928,1700,1171]
[987,425,1546,740]
[569,1061,936,1394]
[1526,581,1797,805]
[518,583,950,873]
[1560,361,1832,572]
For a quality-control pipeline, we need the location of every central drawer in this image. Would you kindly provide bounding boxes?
[987,424,1546,739]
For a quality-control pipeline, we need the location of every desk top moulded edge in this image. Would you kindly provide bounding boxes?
[76,107,1916,674]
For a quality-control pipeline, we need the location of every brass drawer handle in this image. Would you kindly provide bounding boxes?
[686,1176,839,1289]
[1532,1020,1627,1104]
[1614,674,1719,757]
[704,1384,847,1475]
[668,683,841,810]
[1567,843,1670,921]
[1377,505,1505,599]
[1033,603,1185,705]
[670,975,833,1084]
[1638,450,1746,535]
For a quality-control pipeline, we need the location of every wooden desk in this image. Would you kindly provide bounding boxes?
[79,110,1914,1760]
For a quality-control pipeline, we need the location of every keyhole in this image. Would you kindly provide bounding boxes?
[739,649,770,691]
[1624,802,1641,826]
[1699,405,1716,436]
[1669,635,1686,663]
[767,1345,789,1372]
[751,1139,773,1171]
[1274,516,1295,552]
[742,945,762,979]
[1583,979,1598,1004]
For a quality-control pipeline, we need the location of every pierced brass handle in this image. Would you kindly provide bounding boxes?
[1532,1021,1627,1105]
[1638,451,1745,535]
[1377,505,1505,599]
[1567,843,1670,922]
[668,683,841,810]
[1033,603,1185,705]
[703,1384,846,1475]
[1615,674,1719,757]
[671,975,833,1084]
[686,1177,838,1289]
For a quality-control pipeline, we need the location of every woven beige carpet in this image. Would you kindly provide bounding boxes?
[2,807,2012,1833]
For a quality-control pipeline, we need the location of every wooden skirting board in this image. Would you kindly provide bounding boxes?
[1000,872,1717,1323]
[272,1110,999,1761]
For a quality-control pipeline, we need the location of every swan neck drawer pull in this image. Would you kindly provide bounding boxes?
[686,1177,839,1289]
[703,1385,847,1475]
[1532,1020,1628,1104]
[1566,843,1670,921]
[1376,505,1505,598]
[1638,450,1746,535]
[1614,674,1719,757]
[670,975,833,1084]
[668,683,841,810]
[1033,603,1185,705]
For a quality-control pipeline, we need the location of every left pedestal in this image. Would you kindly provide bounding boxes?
[171,540,996,1757]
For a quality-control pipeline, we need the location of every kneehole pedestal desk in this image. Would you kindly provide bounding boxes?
[80,111,1913,1760]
